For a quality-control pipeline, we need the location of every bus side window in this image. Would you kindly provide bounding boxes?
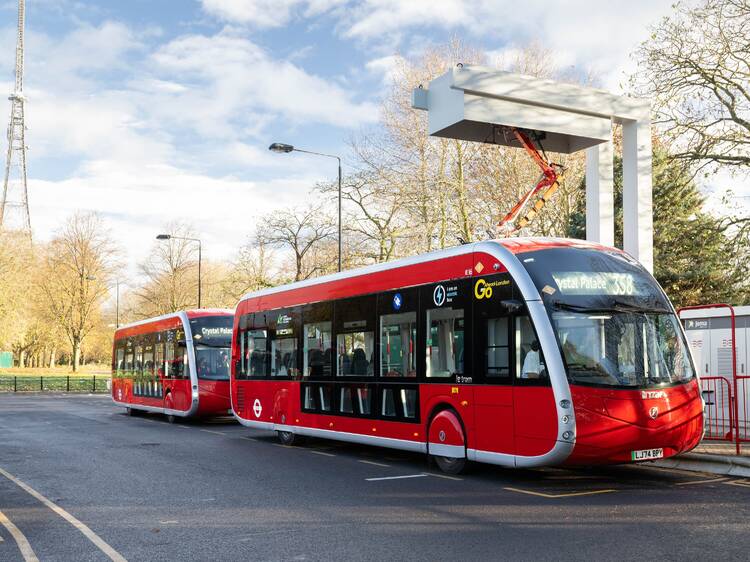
[173,329,186,379]
[423,280,470,379]
[472,273,512,383]
[334,296,376,377]
[515,315,548,383]
[134,342,143,394]
[115,346,125,378]
[246,313,270,378]
[143,336,155,396]
[124,340,134,379]
[165,330,176,379]
[302,302,332,379]
[378,287,418,378]
[270,308,300,378]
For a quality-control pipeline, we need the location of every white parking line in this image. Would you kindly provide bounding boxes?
[310,450,336,457]
[0,466,127,562]
[358,460,390,468]
[0,509,39,562]
[200,429,226,436]
[366,474,427,482]
[426,472,463,481]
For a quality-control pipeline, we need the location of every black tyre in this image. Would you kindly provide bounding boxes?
[126,407,138,416]
[166,414,176,424]
[433,455,467,475]
[277,430,298,445]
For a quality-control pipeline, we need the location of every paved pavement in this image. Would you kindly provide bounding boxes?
[1,393,749,561]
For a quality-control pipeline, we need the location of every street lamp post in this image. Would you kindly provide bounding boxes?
[269,142,342,272]
[156,234,202,308]
[87,276,124,328]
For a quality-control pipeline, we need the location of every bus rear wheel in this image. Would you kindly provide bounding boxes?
[277,430,298,445]
[433,455,466,475]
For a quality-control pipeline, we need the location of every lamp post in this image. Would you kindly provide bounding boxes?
[87,276,123,328]
[269,142,342,272]
[156,234,202,308]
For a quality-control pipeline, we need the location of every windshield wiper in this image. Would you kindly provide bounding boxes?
[193,342,231,349]
[551,299,669,314]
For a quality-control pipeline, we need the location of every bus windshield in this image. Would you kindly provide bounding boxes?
[190,316,233,381]
[519,247,695,388]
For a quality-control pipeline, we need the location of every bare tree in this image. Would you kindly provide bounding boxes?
[257,203,336,282]
[633,0,750,170]
[134,222,200,317]
[38,212,117,371]
[225,235,278,301]
[319,170,404,264]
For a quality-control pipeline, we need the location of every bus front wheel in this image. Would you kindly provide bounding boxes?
[433,455,466,475]
[277,430,298,445]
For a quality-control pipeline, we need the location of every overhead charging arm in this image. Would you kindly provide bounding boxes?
[497,128,565,236]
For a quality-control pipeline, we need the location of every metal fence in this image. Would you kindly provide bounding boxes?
[0,375,110,393]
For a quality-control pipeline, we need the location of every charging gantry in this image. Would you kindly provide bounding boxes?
[412,65,654,272]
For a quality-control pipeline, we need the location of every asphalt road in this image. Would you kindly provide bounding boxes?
[1,393,749,562]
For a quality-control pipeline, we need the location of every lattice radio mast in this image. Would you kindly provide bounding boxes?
[0,0,31,235]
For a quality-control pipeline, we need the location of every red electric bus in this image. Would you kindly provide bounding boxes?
[230,239,703,473]
[112,309,234,422]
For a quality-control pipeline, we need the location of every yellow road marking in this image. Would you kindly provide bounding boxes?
[0,509,39,562]
[504,487,616,498]
[358,460,390,468]
[675,477,730,486]
[724,479,750,488]
[310,450,336,457]
[0,466,127,562]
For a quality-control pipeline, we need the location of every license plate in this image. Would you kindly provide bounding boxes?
[631,448,663,461]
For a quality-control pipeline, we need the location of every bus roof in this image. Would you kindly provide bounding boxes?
[237,237,619,313]
[115,309,234,337]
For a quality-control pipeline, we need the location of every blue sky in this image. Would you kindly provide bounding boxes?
[4,0,733,270]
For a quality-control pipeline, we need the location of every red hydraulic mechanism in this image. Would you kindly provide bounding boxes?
[497,127,566,236]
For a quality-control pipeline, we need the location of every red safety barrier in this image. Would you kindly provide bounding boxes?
[700,376,734,441]
[737,375,750,443]
[679,303,741,454]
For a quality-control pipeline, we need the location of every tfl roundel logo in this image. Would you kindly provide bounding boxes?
[433,285,446,307]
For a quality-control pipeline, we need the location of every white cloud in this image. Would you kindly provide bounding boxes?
[200,0,346,27]
[201,0,303,27]
[342,0,470,39]
[148,32,378,133]
[365,54,404,85]
[199,1,677,92]
[28,159,329,278]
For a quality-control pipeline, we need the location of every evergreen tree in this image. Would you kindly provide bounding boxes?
[568,144,749,307]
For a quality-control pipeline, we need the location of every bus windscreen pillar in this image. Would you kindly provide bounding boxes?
[412,65,654,272]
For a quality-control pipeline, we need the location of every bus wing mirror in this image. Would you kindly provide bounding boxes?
[501,299,524,313]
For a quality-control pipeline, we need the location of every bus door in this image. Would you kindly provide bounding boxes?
[471,274,515,455]
[512,312,557,457]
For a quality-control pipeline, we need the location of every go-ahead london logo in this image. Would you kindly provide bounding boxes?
[474,278,510,300]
